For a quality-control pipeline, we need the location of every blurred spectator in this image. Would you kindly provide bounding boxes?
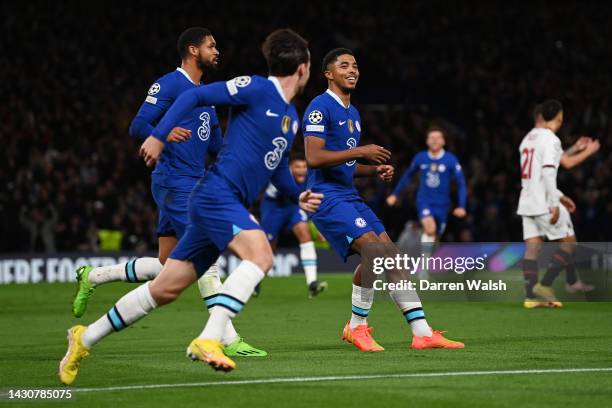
[1,1,610,253]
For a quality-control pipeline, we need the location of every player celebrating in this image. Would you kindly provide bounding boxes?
[386,128,467,244]
[69,27,265,357]
[260,155,327,298]
[519,100,598,308]
[59,29,321,383]
[303,48,464,352]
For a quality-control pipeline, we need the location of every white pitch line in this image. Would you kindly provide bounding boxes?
[76,367,612,393]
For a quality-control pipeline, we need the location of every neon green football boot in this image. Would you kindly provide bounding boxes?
[223,337,268,357]
[72,266,96,318]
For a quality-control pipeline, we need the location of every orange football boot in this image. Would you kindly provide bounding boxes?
[342,322,385,352]
[411,330,465,349]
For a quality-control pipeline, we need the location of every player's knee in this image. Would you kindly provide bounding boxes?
[158,253,169,265]
[250,250,274,273]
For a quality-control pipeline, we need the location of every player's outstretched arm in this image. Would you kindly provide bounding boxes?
[560,137,600,169]
[304,136,390,168]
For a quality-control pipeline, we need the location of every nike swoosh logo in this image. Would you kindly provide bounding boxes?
[266,109,279,117]
[339,120,346,125]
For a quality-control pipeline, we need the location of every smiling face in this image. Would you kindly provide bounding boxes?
[325,54,359,94]
[290,159,308,184]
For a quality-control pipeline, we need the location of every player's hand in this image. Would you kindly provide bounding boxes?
[560,196,576,213]
[166,127,191,143]
[572,136,591,152]
[549,206,560,224]
[453,207,466,218]
[376,164,394,182]
[585,139,600,155]
[299,190,324,213]
[140,136,165,167]
[358,144,391,164]
[386,195,398,207]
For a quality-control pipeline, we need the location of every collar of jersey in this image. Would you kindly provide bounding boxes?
[326,89,350,109]
[268,76,289,104]
[427,149,445,160]
[176,67,198,85]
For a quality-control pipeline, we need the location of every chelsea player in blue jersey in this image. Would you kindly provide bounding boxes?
[258,155,327,298]
[303,48,464,352]
[386,128,467,243]
[69,27,266,357]
[60,29,322,382]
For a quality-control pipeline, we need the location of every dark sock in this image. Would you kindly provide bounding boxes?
[522,259,538,298]
[565,259,577,285]
[541,250,571,287]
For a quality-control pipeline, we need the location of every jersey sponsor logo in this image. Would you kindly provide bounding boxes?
[145,95,158,104]
[346,137,357,166]
[197,112,211,141]
[235,76,251,87]
[355,121,361,132]
[292,120,299,135]
[347,119,354,133]
[355,217,367,228]
[266,109,279,117]
[281,116,291,134]
[308,110,323,124]
[339,120,346,126]
[148,82,161,95]
[426,172,440,188]
[305,125,324,132]
[265,137,288,170]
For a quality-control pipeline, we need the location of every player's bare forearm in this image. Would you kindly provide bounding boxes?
[304,137,364,168]
[354,164,377,177]
[560,149,596,169]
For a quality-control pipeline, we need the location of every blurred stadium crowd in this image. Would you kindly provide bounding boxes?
[1,1,610,253]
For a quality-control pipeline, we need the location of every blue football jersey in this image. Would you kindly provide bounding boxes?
[130,68,222,190]
[152,75,301,206]
[392,150,467,208]
[303,89,362,198]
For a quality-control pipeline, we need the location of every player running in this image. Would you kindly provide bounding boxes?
[386,128,467,244]
[70,27,265,357]
[519,100,599,308]
[59,29,321,383]
[303,48,464,352]
[258,155,327,298]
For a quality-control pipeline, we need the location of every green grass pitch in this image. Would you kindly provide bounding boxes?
[1,273,611,407]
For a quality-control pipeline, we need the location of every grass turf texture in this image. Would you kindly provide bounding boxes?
[1,273,611,407]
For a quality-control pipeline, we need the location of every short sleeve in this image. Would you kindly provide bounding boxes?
[302,102,329,139]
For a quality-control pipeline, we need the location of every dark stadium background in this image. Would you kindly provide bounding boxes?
[2,0,611,253]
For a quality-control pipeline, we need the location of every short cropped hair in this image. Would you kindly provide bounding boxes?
[177,27,212,59]
[261,29,310,76]
[534,99,563,121]
[322,48,355,72]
